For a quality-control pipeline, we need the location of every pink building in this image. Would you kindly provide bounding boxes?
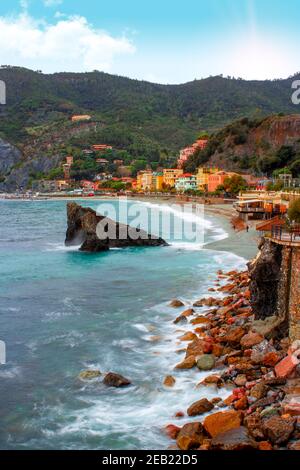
[177,139,208,168]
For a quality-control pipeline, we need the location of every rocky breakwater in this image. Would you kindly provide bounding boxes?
[65,202,168,252]
[164,268,300,451]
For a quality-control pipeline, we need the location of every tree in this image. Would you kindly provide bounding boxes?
[288,198,300,223]
[221,175,247,194]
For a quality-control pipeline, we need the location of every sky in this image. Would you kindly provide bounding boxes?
[0,0,299,84]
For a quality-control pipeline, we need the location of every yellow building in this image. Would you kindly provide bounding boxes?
[196,166,219,191]
[152,172,164,191]
[163,169,183,188]
[136,170,153,191]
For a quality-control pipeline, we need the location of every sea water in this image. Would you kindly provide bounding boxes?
[0,199,246,449]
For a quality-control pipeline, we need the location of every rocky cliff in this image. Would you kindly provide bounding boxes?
[65,202,168,252]
[248,237,300,341]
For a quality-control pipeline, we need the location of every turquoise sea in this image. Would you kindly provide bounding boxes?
[0,198,246,449]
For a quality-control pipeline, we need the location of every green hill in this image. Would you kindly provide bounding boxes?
[0,66,300,190]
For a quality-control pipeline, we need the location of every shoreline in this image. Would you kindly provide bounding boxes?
[163,266,298,451]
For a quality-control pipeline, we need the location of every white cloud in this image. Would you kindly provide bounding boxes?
[44,0,63,7]
[0,13,135,73]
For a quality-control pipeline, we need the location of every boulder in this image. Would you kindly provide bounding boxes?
[165,424,181,440]
[240,331,264,349]
[203,410,242,438]
[163,375,176,387]
[211,426,257,451]
[173,315,188,325]
[187,398,214,417]
[78,370,101,380]
[262,415,295,444]
[250,382,268,400]
[103,372,131,387]
[179,331,197,342]
[169,299,185,308]
[65,202,167,252]
[186,338,204,358]
[175,355,196,369]
[217,326,246,345]
[244,413,265,440]
[181,308,195,317]
[196,354,215,371]
[176,422,205,450]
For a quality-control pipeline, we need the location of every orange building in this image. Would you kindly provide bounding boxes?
[207,171,238,193]
[92,144,113,152]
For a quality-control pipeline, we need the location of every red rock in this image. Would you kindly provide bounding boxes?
[175,355,196,369]
[187,398,214,416]
[191,316,210,325]
[212,344,224,357]
[275,354,300,378]
[262,352,281,367]
[175,411,184,418]
[203,341,213,354]
[217,326,246,344]
[288,440,300,450]
[258,441,273,450]
[223,394,235,406]
[234,374,247,387]
[186,338,204,358]
[200,375,222,387]
[203,410,242,438]
[234,395,248,410]
[240,331,264,349]
[181,308,195,317]
[165,424,181,439]
[176,422,205,450]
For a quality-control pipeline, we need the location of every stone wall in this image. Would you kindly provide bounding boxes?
[249,238,300,341]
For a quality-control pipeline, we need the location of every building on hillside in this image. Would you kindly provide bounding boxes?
[177,139,208,168]
[66,155,73,165]
[196,166,219,191]
[207,171,238,193]
[163,169,183,188]
[96,158,109,165]
[71,115,91,122]
[175,174,197,192]
[92,144,113,152]
[152,172,164,191]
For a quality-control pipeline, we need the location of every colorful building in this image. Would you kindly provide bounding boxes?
[136,170,153,191]
[92,144,113,152]
[196,166,219,191]
[152,172,164,191]
[207,171,238,193]
[175,174,197,192]
[178,139,208,168]
[163,169,183,188]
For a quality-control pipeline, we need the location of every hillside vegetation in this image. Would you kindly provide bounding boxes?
[0,67,300,190]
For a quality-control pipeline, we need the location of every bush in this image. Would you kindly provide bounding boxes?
[288,198,300,223]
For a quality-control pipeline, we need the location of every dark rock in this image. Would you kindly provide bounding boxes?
[262,415,295,444]
[103,372,131,387]
[211,426,257,450]
[187,398,214,416]
[65,203,168,252]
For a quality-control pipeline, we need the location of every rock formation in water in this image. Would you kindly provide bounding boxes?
[248,237,300,340]
[65,202,168,252]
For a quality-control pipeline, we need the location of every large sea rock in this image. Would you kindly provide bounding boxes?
[65,202,168,252]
